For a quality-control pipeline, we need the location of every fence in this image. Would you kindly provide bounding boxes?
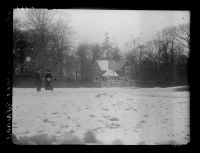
[100,80,135,87]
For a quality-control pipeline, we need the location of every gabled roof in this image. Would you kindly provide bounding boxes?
[102,69,119,77]
[96,60,109,71]
[96,60,128,71]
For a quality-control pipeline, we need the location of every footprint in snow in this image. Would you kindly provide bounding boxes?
[184,136,189,140]
[140,120,146,123]
[133,109,137,112]
[106,123,120,129]
[124,108,130,110]
[23,131,30,134]
[127,98,134,100]
[103,115,110,118]
[135,123,142,128]
[61,125,69,128]
[96,93,113,98]
[38,130,44,133]
[109,117,119,121]
[43,119,49,122]
[96,93,107,97]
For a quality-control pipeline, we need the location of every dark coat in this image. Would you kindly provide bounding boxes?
[34,71,41,86]
[45,72,53,82]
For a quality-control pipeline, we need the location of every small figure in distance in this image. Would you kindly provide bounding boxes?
[34,69,42,92]
[45,69,53,91]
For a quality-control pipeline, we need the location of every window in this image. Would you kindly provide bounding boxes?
[94,76,99,81]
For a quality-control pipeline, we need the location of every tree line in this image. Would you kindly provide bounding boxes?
[125,24,189,83]
[13,9,189,84]
[13,9,74,78]
[13,9,122,81]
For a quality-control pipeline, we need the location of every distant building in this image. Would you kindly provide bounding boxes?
[92,60,133,82]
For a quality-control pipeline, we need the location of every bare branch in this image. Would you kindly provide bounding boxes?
[174,39,190,49]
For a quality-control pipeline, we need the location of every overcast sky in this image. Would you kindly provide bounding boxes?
[13,9,190,52]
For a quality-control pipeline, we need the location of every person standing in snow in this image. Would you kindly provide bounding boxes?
[45,69,53,90]
[34,69,42,92]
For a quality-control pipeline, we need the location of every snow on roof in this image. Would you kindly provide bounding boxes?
[96,60,128,71]
[96,60,109,71]
[102,69,119,77]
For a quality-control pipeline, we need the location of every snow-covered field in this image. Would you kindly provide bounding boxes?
[12,87,190,145]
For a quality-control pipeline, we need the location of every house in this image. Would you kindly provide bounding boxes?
[102,69,119,82]
[92,60,133,82]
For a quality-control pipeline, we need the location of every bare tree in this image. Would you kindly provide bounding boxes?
[13,18,23,52]
[145,40,157,64]
[125,23,189,84]
[126,37,145,78]
[112,46,122,61]
[24,9,53,31]
[90,43,103,63]
[126,37,140,64]
[175,23,190,49]
[23,9,53,71]
[13,19,26,76]
[102,32,113,60]
[22,9,74,78]
[76,43,92,80]
[154,24,189,82]
[51,19,74,77]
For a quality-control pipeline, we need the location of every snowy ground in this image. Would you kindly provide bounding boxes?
[12,87,190,145]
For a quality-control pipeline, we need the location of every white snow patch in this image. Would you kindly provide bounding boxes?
[13,87,190,145]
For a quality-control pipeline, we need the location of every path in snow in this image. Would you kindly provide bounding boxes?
[12,87,190,145]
